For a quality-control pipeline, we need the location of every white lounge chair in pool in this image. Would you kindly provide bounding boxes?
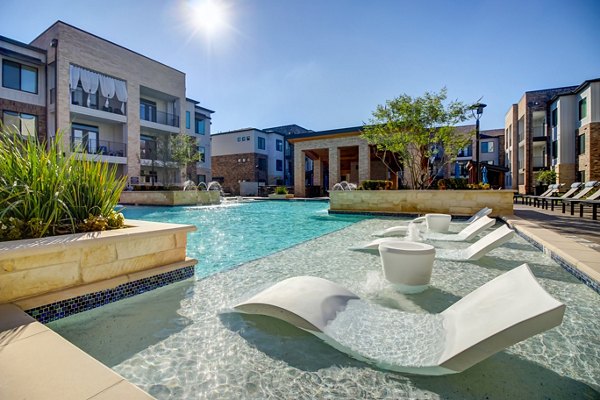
[233,264,565,375]
[436,225,515,261]
[424,215,496,242]
[350,224,514,260]
[373,208,492,237]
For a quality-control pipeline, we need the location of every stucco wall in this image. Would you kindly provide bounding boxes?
[329,190,514,216]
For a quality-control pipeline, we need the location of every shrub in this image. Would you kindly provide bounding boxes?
[0,128,126,241]
[536,170,557,185]
[358,180,393,190]
[275,186,288,195]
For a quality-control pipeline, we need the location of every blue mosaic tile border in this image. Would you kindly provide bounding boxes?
[512,228,600,295]
[328,210,422,218]
[26,266,195,324]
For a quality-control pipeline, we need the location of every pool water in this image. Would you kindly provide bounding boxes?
[48,203,600,399]
[121,200,366,278]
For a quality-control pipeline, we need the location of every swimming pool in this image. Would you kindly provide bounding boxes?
[121,200,367,278]
[49,202,600,399]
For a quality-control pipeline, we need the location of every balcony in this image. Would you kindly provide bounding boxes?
[140,108,179,128]
[532,125,545,138]
[456,149,473,158]
[533,156,546,169]
[71,139,127,163]
[71,87,127,120]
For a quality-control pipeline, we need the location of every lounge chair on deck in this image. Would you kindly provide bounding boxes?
[436,225,515,261]
[560,184,600,218]
[523,184,560,206]
[373,208,492,237]
[233,264,565,375]
[540,182,582,209]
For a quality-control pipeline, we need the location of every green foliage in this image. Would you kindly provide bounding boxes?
[358,180,393,190]
[0,127,126,241]
[437,178,468,190]
[361,88,474,190]
[275,186,288,195]
[536,169,557,185]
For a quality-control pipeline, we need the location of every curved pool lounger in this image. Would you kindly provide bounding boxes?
[425,215,495,242]
[349,237,404,253]
[233,264,565,375]
[372,208,492,237]
[437,225,515,261]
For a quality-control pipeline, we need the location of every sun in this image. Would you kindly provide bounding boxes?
[190,0,228,35]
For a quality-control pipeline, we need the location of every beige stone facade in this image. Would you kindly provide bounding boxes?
[330,190,514,216]
[120,189,221,205]
[0,219,195,304]
[27,21,213,186]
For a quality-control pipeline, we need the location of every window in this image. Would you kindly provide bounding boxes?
[577,134,586,155]
[198,146,206,163]
[276,159,283,171]
[551,108,558,127]
[481,141,494,153]
[197,174,206,183]
[457,146,472,158]
[552,140,558,159]
[257,136,266,150]
[2,111,37,136]
[71,124,99,153]
[186,111,191,129]
[140,99,157,122]
[257,158,267,171]
[276,139,283,152]
[195,118,205,134]
[578,98,587,120]
[2,60,38,94]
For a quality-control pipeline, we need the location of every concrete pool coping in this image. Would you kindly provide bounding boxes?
[1,213,598,399]
[0,303,155,399]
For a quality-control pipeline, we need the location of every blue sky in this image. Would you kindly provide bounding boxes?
[1,0,599,133]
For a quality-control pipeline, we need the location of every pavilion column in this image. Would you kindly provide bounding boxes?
[313,159,322,187]
[294,148,306,197]
[328,146,339,190]
[358,143,371,185]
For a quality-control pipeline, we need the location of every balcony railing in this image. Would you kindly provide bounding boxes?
[533,156,546,168]
[72,139,127,157]
[71,88,127,116]
[457,149,472,158]
[140,143,176,162]
[140,109,179,128]
[532,125,545,138]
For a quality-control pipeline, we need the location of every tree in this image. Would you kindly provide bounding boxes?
[361,88,474,189]
[169,134,199,183]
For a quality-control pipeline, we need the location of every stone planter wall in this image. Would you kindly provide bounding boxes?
[268,194,295,199]
[0,220,196,304]
[120,190,221,206]
[329,190,514,216]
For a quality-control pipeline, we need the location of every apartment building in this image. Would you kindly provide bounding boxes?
[262,124,311,186]
[549,78,600,185]
[0,36,47,141]
[451,128,507,187]
[2,21,215,188]
[211,128,286,195]
[504,85,577,194]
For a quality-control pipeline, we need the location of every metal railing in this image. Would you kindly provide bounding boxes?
[72,139,127,157]
[71,90,127,116]
[140,109,179,127]
[532,125,545,137]
[533,156,545,168]
[139,143,177,162]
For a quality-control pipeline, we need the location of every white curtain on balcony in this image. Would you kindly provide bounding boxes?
[99,74,116,108]
[69,65,128,112]
[114,80,128,114]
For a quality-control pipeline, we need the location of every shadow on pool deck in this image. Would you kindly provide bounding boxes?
[221,310,600,399]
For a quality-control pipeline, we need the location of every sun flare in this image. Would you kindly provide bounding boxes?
[190,0,228,35]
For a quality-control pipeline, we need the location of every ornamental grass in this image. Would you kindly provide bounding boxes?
[0,126,126,241]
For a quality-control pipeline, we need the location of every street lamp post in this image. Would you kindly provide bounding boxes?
[470,103,487,184]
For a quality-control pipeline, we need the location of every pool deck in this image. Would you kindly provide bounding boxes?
[1,204,599,399]
[502,204,600,290]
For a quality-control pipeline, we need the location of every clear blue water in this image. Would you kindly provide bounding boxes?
[122,200,367,278]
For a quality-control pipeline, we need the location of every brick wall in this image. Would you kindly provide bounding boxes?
[212,152,266,195]
[0,99,47,142]
[580,122,600,181]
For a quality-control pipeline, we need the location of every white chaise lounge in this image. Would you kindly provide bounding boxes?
[436,225,515,261]
[424,215,495,242]
[233,264,565,375]
[373,207,492,237]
